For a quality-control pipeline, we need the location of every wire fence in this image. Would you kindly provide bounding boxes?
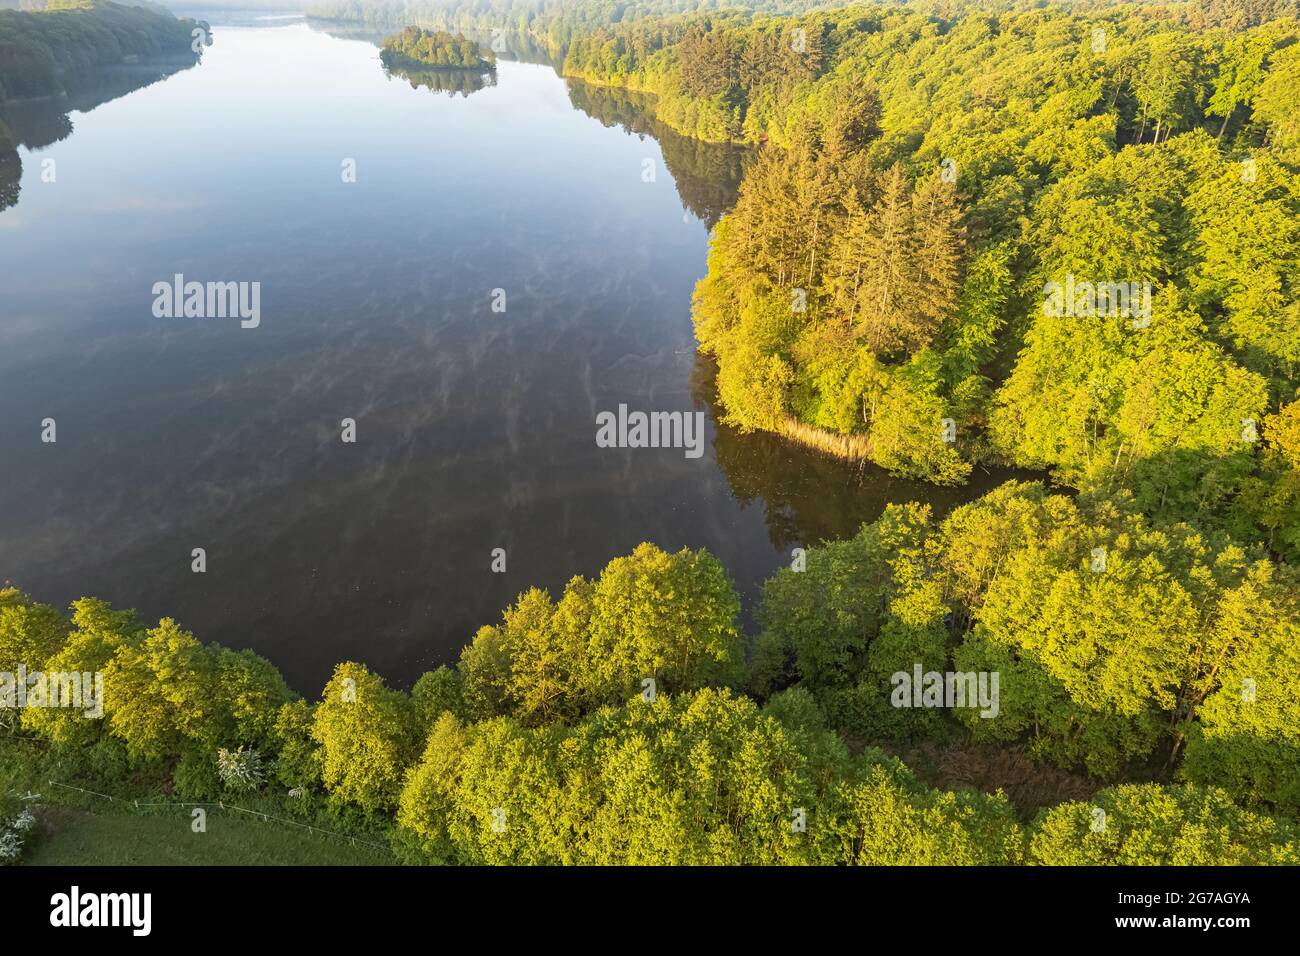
[42,779,394,855]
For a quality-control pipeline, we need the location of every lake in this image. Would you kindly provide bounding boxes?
[0,17,1014,691]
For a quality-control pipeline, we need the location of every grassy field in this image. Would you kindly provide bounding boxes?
[25,804,396,866]
[3,733,397,866]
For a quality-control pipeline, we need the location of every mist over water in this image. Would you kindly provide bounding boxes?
[0,20,1011,691]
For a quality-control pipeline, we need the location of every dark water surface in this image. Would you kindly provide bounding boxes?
[0,20,1012,691]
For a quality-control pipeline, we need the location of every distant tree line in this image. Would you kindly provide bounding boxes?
[0,1,199,101]
[307,0,859,59]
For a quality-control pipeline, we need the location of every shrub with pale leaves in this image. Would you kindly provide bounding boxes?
[0,810,36,865]
[216,746,266,793]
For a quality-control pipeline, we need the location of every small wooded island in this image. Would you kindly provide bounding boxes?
[379,27,495,71]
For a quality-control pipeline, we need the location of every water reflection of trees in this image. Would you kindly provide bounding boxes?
[452,28,563,68]
[0,147,18,211]
[689,354,1030,552]
[312,19,741,221]
[384,65,496,98]
[0,56,198,213]
[565,80,749,228]
[309,20,563,69]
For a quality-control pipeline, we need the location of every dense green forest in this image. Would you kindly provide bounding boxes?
[379,24,495,68]
[563,4,1300,544]
[307,0,863,55]
[0,0,199,101]
[5,477,1299,863]
[5,0,1300,865]
[309,2,1300,566]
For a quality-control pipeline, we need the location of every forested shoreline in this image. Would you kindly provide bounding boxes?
[4,0,1299,866]
[5,479,1299,863]
[563,4,1300,524]
[0,1,199,102]
[307,2,1300,562]
[0,2,200,213]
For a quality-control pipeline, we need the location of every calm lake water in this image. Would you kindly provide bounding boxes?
[0,18,1013,691]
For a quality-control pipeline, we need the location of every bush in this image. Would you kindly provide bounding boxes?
[216,746,267,793]
[1029,784,1300,865]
